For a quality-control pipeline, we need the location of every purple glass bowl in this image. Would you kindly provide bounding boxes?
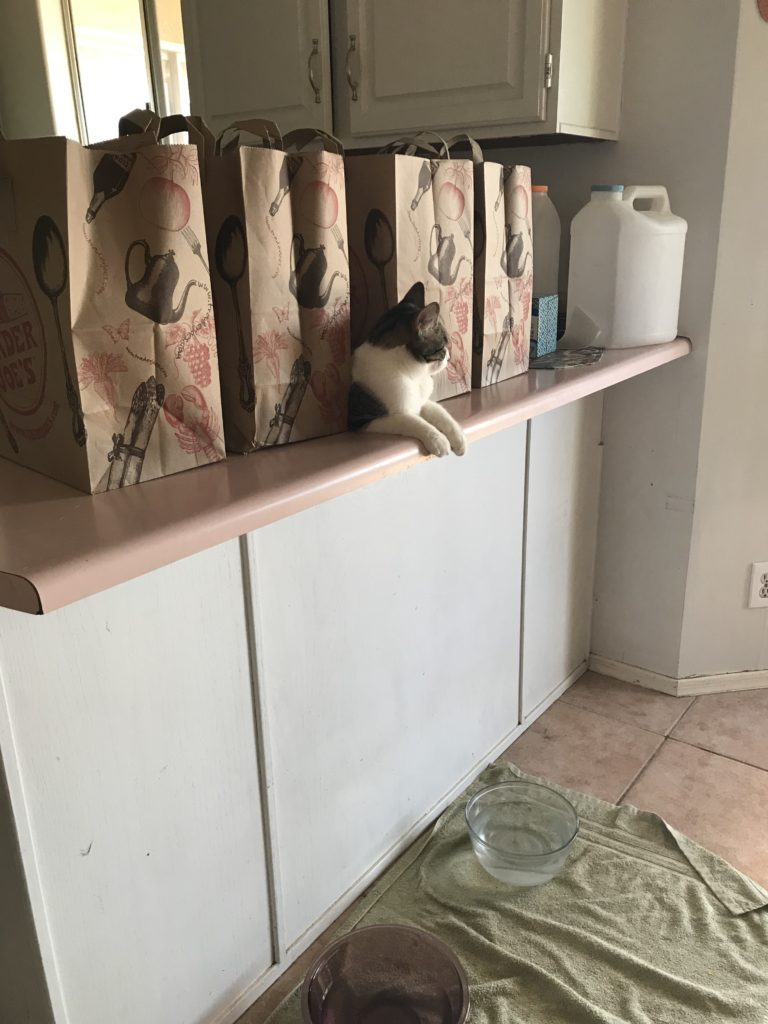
[301,924,470,1024]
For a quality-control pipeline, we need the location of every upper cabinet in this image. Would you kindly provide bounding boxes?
[332,0,551,140]
[182,0,333,137]
[182,0,627,147]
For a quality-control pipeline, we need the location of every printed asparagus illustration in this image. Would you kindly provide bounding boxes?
[261,355,311,446]
[106,376,165,489]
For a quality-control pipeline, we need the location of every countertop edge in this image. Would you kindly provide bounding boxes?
[0,573,43,615]
[1,340,692,614]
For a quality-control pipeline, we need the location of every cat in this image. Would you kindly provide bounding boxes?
[348,282,467,458]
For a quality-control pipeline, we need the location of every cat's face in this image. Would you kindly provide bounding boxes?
[411,302,449,374]
[368,281,449,373]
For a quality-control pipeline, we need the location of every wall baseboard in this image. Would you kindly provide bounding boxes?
[589,654,768,696]
[522,661,589,722]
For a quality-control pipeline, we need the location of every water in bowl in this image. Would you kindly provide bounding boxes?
[466,781,578,887]
[472,841,569,886]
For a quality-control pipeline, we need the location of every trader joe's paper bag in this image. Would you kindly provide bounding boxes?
[205,122,351,452]
[471,154,533,387]
[346,143,474,401]
[0,124,225,492]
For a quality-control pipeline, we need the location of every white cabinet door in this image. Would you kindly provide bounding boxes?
[251,427,526,949]
[333,0,550,140]
[182,0,332,136]
[0,542,274,1024]
[521,395,603,718]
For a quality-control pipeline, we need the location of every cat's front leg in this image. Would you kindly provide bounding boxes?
[365,413,451,457]
[420,401,467,456]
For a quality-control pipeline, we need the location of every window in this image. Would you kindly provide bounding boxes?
[66,0,189,144]
[156,0,190,116]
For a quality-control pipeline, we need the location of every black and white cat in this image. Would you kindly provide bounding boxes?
[348,282,467,457]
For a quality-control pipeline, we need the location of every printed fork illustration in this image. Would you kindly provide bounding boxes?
[182,225,209,273]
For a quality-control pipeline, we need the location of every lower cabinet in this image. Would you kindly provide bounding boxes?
[0,542,274,1024]
[250,425,527,949]
[0,405,606,1023]
[520,395,604,718]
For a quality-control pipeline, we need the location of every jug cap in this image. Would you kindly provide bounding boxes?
[591,184,624,192]
[532,185,549,193]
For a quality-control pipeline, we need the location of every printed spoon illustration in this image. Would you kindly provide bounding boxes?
[0,406,18,453]
[364,208,394,308]
[215,215,255,412]
[32,215,87,446]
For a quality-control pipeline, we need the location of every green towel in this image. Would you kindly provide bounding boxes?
[267,762,768,1023]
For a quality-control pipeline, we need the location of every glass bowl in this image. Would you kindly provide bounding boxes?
[301,924,470,1024]
[465,780,579,887]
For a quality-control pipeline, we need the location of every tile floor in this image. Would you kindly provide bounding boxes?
[503,672,768,887]
[242,672,768,1022]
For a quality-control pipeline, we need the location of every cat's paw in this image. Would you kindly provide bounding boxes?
[422,428,452,458]
[449,429,467,456]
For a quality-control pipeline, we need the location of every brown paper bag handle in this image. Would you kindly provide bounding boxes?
[185,115,216,146]
[440,133,484,164]
[379,137,440,156]
[118,108,160,137]
[216,119,283,154]
[89,130,162,154]
[157,114,215,179]
[283,128,344,155]
[411,129,451,152]
[157,114,212,145]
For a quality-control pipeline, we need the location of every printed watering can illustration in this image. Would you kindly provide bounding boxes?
[289,233,341,309]
[428,224,469,286]
[125,240,195,324]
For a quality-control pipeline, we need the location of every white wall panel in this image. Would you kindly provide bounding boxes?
[251,427,526,947]
[522,396,603,716]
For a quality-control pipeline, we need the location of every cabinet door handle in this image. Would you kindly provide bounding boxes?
[307,37,321,104]
[345,34,359,101]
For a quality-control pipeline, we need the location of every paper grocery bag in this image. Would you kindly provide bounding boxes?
[205,121,351,452]
[454,136,532,387]
[0,119,225,493]
[346,139,474,401]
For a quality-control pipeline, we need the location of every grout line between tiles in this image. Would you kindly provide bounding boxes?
[665,736,768,776]
[617,735,666,804]
[666,696,698,736]
[555,695,680,739]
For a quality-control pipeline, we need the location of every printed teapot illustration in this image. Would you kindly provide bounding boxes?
[428,224,469,286]
[500,223,531,279]
[289,233,341,309]
[125,240,195,324]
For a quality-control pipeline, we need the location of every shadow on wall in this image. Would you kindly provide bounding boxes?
[486,0,741,679]
[0,749,55,1023]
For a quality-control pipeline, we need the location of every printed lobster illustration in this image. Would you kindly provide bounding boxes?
[163,385,223,462]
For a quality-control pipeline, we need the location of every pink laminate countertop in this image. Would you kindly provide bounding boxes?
[0,340,690,614]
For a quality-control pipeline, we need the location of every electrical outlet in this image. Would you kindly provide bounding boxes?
[748,562,768,608]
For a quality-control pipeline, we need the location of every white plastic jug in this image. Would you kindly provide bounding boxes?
[564,185,687,348]
[532,185,561,297]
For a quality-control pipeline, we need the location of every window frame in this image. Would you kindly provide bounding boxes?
[60,0,171,144]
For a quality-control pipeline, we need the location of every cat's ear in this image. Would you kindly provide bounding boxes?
[401,281,425,309]
[416,301,440,331]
